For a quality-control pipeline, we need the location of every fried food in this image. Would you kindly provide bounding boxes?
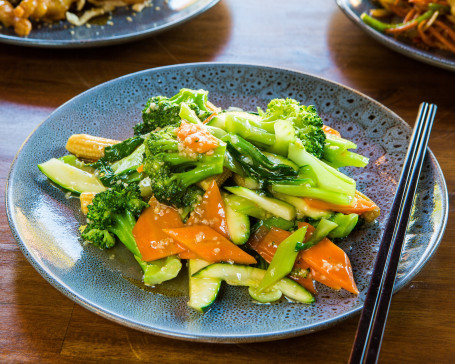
[0,0,149,36]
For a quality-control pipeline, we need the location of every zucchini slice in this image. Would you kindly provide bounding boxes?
[59,155,95,173]
[38,158,106,194]
[272,191,332,219]
[135,255,182,286]
[225,186,295,221]
[248,286,282,303]
[223,195,250,245]
[193,263,314,304]
[188,259,221,313]
[223,193,271,220]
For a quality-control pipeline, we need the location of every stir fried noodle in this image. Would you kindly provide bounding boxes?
[363,0,455,54]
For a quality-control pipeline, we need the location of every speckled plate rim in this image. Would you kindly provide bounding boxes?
[0,0,219,48]
[336,0,455,72]
[6,63,449,343]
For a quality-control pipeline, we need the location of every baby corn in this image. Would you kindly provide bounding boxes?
[80,192,97,215]
[362,206,381,224]
[66,134,120,161]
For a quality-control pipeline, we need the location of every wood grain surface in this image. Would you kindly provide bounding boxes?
[1,1,455,363]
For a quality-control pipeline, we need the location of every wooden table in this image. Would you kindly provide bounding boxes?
[1,1,454,362]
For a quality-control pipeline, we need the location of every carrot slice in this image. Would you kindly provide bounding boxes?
[186,180,230,239]
[322,125,341,137]
[248,227,293,262]
[177,250,199,259]
[298,222,358,293]
[132,197,188,261]
[181,181,228,258]
[300,238,359,294]
[249,221,358,294]
[248,226,316,293]
[304,190,378,214]
[309,268,341,290]
[135,182,232,261]
[163,225,257,265]
[176,121,219,154]
[137,164,144,173]
[246,225,270,250]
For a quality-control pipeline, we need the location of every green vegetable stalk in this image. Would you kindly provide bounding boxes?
[222,133,298,182]
[296,219,338,251]
[256,226,307,292]
[323,135,369,168]
[328,213,359,239]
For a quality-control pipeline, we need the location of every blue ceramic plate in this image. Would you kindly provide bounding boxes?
[6,63,448,342]
[336,0,455,71]
[0,0,219,48]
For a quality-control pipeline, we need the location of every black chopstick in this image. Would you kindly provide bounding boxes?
[349,102,437,364]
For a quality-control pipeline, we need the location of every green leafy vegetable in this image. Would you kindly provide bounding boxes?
[143,125,226,208]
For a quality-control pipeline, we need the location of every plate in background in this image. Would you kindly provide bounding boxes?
[0,0,219,48]
[337,0,455,71]
[6,63,448,342]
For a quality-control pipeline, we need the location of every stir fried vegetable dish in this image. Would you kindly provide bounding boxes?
[38,88,380,312]
[362,0,455,54]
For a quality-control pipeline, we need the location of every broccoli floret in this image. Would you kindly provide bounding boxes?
[263,99,326,159]
[143,125,226,208]
[294,105,326,159]
[81,226,116,249]
[81,183,148,256]
[134,89,214,135]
